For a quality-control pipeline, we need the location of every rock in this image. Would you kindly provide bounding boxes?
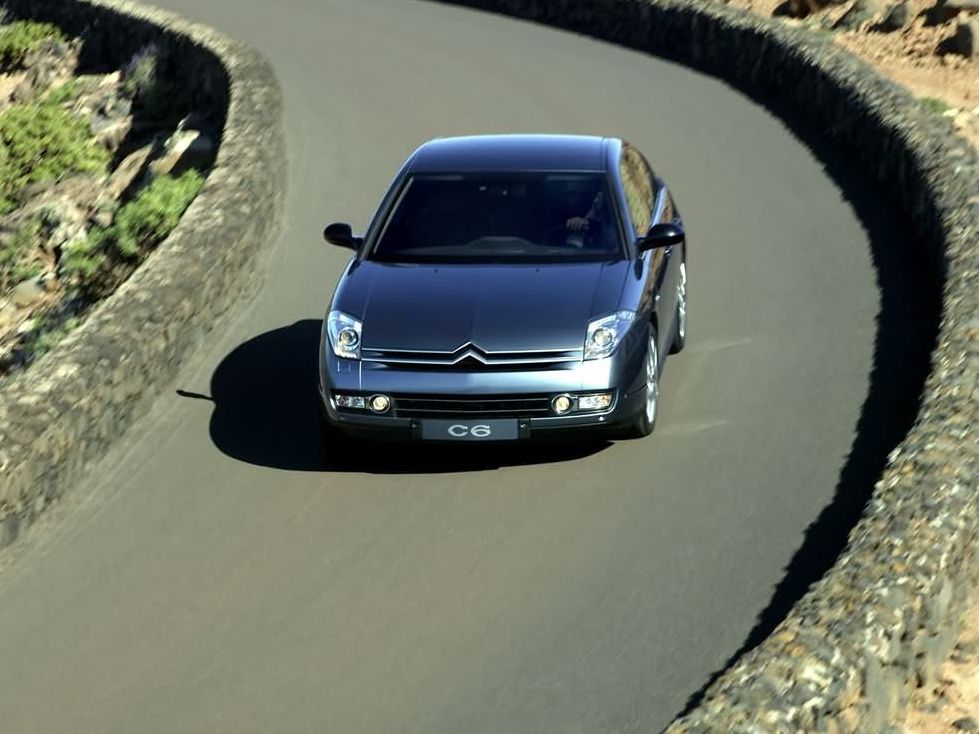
[97,92,132,121]
[835,0,884,28]
[23,38,76,73]
[74,90,113,120]
[953,717,979,732]
[786,0,813,16]
[38,198,87,254]
[15,317,37,337]
[1,176,106,242]
[91,202,116,230]
[97,71,122,89]
[9,280,45,308]
[786,0,845,15]
[880,1,912,29]
[16,175,105,215]
[38,198,85,229]
[68,73,109,95]
[147,129,216,179]
[75,86,134,152]
[955,640,979,655]
[11,78,37,104]
[941,0,979,20]
[956,18,979,57]
[106,143,156,201]
[39,272,59,292]
[11,38,80,104]
[0,301,17,332]
[0,193,89,261]
[91,115,132,152]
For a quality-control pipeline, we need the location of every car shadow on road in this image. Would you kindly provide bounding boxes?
[181,319,608,473]
[675,99,943,715]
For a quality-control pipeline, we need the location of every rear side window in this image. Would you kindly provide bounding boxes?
[619,143,654,235]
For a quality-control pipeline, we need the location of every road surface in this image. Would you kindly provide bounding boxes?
[0,1,919,731]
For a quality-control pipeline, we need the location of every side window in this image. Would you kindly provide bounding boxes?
[618,143,654,235]
[639,153,677,223]
[661,192,676,224]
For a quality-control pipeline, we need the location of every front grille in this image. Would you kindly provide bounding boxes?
[394,394,554,418]
[361,344,582,372]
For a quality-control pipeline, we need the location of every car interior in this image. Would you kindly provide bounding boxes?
[376,174,621,256]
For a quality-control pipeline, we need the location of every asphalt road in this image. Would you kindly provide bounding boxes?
[0,1,916,731]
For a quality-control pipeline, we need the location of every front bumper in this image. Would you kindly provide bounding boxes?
[318,330,649,441]
[318,384,647,440]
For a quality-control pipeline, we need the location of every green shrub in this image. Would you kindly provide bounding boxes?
[24,313,80,358]
[59,229,106,279]
[0,217,42,289]
[43,79,81,106]
[109,170,204,257]
[0,101,109,203]
[0,20,65,69]
[122,45,158,99]
[919,97,950,115]
[11,259,43,282]
[122,45,173,119]
[60,172,206,286]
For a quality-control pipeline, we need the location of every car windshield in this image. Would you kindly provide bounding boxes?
[370,173,623,263]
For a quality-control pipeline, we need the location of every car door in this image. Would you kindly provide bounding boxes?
[650,176,681,337]
[641,148,683,350]
[619,143,672,353]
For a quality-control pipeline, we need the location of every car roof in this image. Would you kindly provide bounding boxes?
[407,134,613,174]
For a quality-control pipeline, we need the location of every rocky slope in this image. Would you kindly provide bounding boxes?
[717,0,979,147]
[0,20,217,380]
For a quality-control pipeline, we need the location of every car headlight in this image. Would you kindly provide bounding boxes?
[327,310,363,360]
[584,310,636,360]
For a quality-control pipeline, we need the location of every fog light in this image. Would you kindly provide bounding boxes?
[335,394,366,409]
[551,395,574,415]
[369,394,391,413]
[578,393,613,411]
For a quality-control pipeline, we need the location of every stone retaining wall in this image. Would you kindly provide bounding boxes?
[0,2,284,548]
[434,0,979,731]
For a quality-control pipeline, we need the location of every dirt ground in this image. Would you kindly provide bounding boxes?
[903,594,979,733]
[712,0,978,729]
[721,0,979,147]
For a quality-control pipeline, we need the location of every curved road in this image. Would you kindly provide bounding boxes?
[0,1,905,731]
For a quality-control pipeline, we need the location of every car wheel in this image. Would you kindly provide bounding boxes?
[621,324,659,439]
[670,260,687,354]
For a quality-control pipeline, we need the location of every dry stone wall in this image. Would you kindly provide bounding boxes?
[432,0,978,731]
[0,1,284,549]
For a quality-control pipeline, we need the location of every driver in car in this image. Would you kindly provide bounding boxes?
[565,189,615,248]
[566,189,606,233]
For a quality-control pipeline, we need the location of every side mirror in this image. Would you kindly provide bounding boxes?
[324,222,362,250]
[637,222,685,253]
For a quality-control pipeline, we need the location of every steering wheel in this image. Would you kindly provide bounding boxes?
[545,223,590,249]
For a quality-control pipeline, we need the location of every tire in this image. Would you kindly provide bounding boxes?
[621,324,659,439]
[670,260,687,354]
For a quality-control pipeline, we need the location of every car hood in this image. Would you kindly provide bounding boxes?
[334,260,631,352]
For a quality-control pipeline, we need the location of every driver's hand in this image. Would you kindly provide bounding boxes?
[566,217,590,232]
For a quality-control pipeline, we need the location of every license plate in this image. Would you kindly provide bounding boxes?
[421,418,519,441]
